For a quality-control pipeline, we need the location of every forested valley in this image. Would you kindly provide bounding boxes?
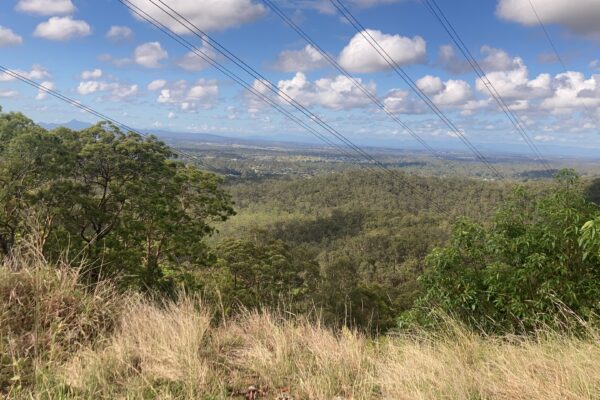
[3,109,600,398]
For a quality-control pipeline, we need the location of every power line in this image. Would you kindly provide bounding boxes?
[140,0,396,173]
[123,1,448,203]
[526,0,599,128]
[329,0,504,179]
[422,0,554,173]
[121,0,372,169]
[0,65,222,173]
[260,0,456,168]
[119,0,447,212]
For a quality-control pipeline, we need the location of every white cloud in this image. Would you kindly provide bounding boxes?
[416,75,473,107]
[155,79,219,111]
[496,0,600,39]
[80,69,102,80]
[479,45,520,72]
[33,17,91,41]
[0,64,51,82]
[147,79,167,91]
[77,81,103,95]
[438,44,519,74]
[590,60,600,71]
[134,42,168,68]
[383,88,422,114]
[294,0,403,14]
[174,37,223,72]
[415,75,445,95]
[475,57,552,100]
[176,51,212,72]
[0,90,19,98]
[76,80,139,101]
[272,72,375,110]
[274,44,328,72]
[0,26,23,47]
[127,0,266,33]
[339,29,426,73]
[15,0,75,15]
[36,81,54,100]
[533,134,555,142]
[540,71,600,113]
[106,26,133,42]
[437,45,470,74]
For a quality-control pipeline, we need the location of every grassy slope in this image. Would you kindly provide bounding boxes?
[2,255,600,400]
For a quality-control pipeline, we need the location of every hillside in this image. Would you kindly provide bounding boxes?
[3,111,600,398]
[3,256,600,400]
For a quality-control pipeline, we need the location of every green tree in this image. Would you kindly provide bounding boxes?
[406,170,600,333]
[208,237,319,312]
[0,111,235,290]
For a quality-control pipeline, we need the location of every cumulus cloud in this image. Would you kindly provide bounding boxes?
[496,0,600,39]
[416,75,473,107]
[176,51,213,72]
[106,26,133,42]
[134,42,168,68]
[147,79,167,91]
[383,88,423,114]
[274,45,328,72]
[15,0,75,15]
[33,16,91,41]
[259,72,376,110]
[127,0,266,33]
[0,26,23,47]
[36,81,54,100]
[479,45,520,72]
[76,80,139,101]
[339,29,426,73]
[437,45,470,74]
[0,64,50,82]
[540,71,600,113]
[174,40,221,72]
[384,74,485,115]
[438,44,520,74]
[155,79,219,111]
[476,57,552,100]
[80,69,102,79]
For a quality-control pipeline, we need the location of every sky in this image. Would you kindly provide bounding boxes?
[1,0,600,157]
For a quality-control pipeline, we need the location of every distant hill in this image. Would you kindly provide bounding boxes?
[40,119,92,131]
[37,120,600,159]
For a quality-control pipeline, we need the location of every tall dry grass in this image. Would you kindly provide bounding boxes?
[2,253,600,399]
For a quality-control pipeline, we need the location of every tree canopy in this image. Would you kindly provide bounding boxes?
[0,110,234,290]
[406,170,600,333]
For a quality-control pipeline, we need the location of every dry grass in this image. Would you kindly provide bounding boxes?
[3,255,600,399]
[0,251,122,395]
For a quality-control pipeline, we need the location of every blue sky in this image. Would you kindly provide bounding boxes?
[1,0,600,156]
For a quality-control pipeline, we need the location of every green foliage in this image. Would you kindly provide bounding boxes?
[202,237,319,314]
[215,169,516,331]
[6,108,600,335]
[407,170,600,333]
[0,111,234,290]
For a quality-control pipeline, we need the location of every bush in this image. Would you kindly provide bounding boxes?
[407,170,600,333]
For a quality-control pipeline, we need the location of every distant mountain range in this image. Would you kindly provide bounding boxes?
[38,119,600,159]
[40,119,93,131]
